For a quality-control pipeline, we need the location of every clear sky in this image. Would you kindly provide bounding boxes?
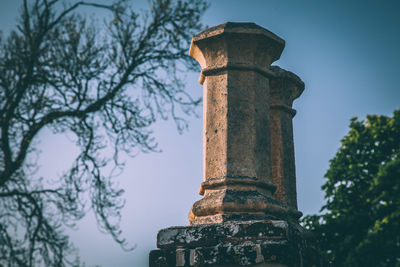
[1,0,400,266]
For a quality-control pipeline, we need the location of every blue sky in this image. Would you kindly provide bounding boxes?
[1,0,400,266]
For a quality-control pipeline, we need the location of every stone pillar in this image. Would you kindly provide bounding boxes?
[188,22,300,225]
[269,66,304,210]
[149,22,320,267]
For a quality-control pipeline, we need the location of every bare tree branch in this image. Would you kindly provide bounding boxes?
[0,0,208,265]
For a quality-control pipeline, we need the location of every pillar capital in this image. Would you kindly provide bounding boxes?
[189,22,285,84]
[270,66,304,116]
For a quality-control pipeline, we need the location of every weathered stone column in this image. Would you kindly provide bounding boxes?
[149,22,321,267]
[188,22,299,225]
[269,66,305,210]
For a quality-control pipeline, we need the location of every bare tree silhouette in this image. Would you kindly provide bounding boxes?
[0,0,208,265]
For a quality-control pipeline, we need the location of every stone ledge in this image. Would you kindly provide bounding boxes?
[150,221,320,267]
[198,62,276,85]
[199,176,277,196]
[189,190,302,225]
[157,221,290,249]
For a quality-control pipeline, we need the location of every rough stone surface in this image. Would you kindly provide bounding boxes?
[269,66,304,210]
[149,22,321,267]
[188,22,299,225]
[149,221,320,267]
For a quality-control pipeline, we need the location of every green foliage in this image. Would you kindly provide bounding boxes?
[302,109,400,266]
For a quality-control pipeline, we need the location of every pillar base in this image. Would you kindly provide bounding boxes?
[149,221,320,267]
[189,189,302,225]
[189,177,302,225]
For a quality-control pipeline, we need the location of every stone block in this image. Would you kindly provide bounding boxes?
[149,221,320,267]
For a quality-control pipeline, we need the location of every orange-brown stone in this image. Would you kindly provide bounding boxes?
[269,66,304,210]
[187,22,302,225]
[149,22,321,267]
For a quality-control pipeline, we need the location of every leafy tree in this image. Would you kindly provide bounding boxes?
[0,0,208,266]
[302,109,400,266]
